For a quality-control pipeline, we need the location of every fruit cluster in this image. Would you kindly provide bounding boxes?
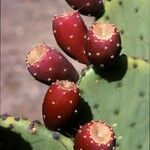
[25,1,122,150]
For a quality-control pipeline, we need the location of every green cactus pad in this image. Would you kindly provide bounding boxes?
[100,0,150,59]
[0,115,73,150]
[78,55,149,150]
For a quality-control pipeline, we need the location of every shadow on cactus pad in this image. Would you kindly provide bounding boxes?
[0,126,32,150]
[60,98,93,137]
[93,54,128,82]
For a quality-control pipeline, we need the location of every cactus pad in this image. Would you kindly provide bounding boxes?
[78,55,149,150]
[100,0,150,59]
[0,115,73,150]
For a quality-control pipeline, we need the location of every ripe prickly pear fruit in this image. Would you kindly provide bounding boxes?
[86,22,122,68]
[26,44,79,85]
[42,80,80,130]
[74,120,116,150]
[52,11,89,64]
[65,0,104,16]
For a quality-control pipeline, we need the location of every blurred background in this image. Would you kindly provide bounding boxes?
[1,0,95,121]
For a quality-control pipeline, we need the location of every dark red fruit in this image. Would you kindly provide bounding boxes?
[86,22,122,68]
[74,121,116,150]
[26,44,79,85]
[65,0,104,16]
[52,11,89,64]
[42,80,80,130]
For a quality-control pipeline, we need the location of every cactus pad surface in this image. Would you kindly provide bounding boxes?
[78,55,149,150]
[0,115,73,150]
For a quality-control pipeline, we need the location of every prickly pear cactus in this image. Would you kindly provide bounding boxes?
[100,0,150,59]
[78,55,149,150]
[1,1,149,150]
[0,115,73,150]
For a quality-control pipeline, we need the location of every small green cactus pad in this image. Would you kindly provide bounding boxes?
[0,115,73,150]
[100,0,150,60]
[78,55,149,150]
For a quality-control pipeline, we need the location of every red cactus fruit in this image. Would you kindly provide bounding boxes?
[42,80,80,130]
[86,22,122,68]
[74,121,116,150]
[52,11,89,64]
[65,0,104,16]
[26,44,79,85]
